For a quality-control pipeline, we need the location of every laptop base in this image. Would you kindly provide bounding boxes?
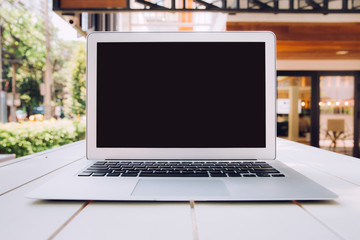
[27,160,337,201]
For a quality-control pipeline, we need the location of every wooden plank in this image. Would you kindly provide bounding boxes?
[1,138,358,240]
[195,139,360,240]
[195,201,340,240]
[60,0,127,9]
[0,141,86,194]
[0,141,193,240]
[284,164,360,240]
[226,22,360,60]
[226,22,360,41]
[0,160,87,240]
[277,138,360,185]
[54,202,194,240]
[0,154,15,163]
[277,40,360,60]
[0,140,84,167]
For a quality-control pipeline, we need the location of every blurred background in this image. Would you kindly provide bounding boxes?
[0,0,359,159]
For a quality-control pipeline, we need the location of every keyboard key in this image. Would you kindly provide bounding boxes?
[192,163,204,166]
[87,169,111,173]
[198,166,210,170]
[122,167,135,170]
[119,162,131,165]
[121,173,138,177]
[92,173,107,177]
[81,161,284,179]
[78,172,92,177]
[213,167,224,171]
[204,163,215,166]
[251,165,262,169]
[272,174,285,177]
[107,173,121,177]
[250,169,279,173]
[94,161,107,164]
[227,173,241,177]
[243,174,256,177]
[211,173,227,177]
[107,162,118,166]
[138,173,156,177]
[87,166,109,170]
[256,173,271,177]
[181,173,208,177]
[109,168,119,172]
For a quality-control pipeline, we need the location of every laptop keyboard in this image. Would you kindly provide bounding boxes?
[78,161,285,178]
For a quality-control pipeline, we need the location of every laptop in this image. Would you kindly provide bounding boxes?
[28,31,337,201]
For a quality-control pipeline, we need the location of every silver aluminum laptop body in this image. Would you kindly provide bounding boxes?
[28,32,337,201]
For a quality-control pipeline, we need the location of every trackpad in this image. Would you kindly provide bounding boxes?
[132,179,230,196]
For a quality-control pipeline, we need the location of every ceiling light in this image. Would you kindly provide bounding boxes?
[336,51,349,55]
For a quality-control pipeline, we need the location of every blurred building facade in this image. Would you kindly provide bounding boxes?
[52,0,360,156]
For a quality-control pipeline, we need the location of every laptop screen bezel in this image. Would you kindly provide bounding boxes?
[86,32,276,160]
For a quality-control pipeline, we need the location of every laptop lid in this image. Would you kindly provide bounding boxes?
[86,32,276,160]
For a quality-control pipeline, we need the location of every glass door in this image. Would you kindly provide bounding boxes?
[277,76,312,145]
[319,75,355,156]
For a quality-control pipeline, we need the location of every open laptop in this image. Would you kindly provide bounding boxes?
[28,31,337,201]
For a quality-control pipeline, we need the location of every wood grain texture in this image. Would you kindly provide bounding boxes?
[196,201,340,240]
[1,139,360,239]
[282,164,360,240]
[0,160,87,240]
[0,141,86,194]
[227,22,360,60]
[54,202,194,240]
[277,40,360,59]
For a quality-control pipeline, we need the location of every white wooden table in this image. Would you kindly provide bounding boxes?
[1,138,359,240]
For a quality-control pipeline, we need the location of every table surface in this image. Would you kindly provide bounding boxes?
[1,138,359,240]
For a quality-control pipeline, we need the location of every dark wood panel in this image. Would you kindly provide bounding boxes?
[277,41,360,59]
[227,22,360,59]
[60,0,127,9]
[226,22,360,41]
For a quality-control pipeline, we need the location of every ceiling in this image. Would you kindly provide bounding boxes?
[226,22,360,60]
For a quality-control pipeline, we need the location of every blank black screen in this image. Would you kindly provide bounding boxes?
[97,42,265,148]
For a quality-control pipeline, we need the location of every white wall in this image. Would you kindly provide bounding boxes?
[277,60,360,71]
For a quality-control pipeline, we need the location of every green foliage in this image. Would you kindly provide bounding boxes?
[63,43,86,117]
[0,4,46,112]
[0,3,83,117]
[52,40,79,108]
[1,5,46,74]
[71,43,86,116]
[0,120,86,157]
[17,75,42,116]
